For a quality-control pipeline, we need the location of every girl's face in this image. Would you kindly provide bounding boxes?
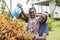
[29,9,36,18]
[39,14,47,23]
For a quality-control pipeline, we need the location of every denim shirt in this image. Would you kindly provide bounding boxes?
[38,22,49,36]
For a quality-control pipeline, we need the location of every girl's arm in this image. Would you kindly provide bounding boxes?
[18,8,28,20]
[21,9,28,20]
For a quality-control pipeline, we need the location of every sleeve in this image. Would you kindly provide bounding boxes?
[43,23,49,35]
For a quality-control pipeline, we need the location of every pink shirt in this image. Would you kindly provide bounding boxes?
[28,22,38,30]
[27,17,39,32]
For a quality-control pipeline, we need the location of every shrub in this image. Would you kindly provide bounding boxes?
[47,18,55,31]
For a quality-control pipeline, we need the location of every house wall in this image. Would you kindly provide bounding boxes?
[49,1,60,18]
[55,6,60,15]
[53,6,60,18]
[31,0,50,13]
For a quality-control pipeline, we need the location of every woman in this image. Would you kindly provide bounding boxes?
[36,14,49,40]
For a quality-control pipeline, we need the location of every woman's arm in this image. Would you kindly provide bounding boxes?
[37,33,47,40]
[36,23,48,40]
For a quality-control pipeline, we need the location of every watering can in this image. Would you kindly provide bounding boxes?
[12,6,22,20]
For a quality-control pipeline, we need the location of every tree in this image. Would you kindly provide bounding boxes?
[55,0,60,6]
[50,0,60,18]
[52,0,60,6]
[1,0,6,13]
[26,0,30,3]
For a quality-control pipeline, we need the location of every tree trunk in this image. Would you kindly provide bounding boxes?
[49,0,56,19]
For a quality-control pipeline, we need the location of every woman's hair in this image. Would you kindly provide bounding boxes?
[29,7,36,13]
[49,14,50,18]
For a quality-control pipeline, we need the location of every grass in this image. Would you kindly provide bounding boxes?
[47,20,60,40]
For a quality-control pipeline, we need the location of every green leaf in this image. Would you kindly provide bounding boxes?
[1,0,6,13]
[26,0,30,4]
[56,0,60,6]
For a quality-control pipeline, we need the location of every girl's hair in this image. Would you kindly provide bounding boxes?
[29,7,36,12]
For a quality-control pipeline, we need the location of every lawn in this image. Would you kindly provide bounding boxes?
[47,20,60,40]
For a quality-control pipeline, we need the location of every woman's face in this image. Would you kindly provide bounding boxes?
[29,9,36,18]
[39,14,47,23]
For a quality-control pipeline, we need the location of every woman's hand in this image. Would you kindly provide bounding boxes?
[36,33,47,40]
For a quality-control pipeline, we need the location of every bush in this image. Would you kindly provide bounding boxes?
[47,18,55,31]
[54,18,60,20]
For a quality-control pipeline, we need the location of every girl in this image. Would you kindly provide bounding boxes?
[26,8,39,37]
